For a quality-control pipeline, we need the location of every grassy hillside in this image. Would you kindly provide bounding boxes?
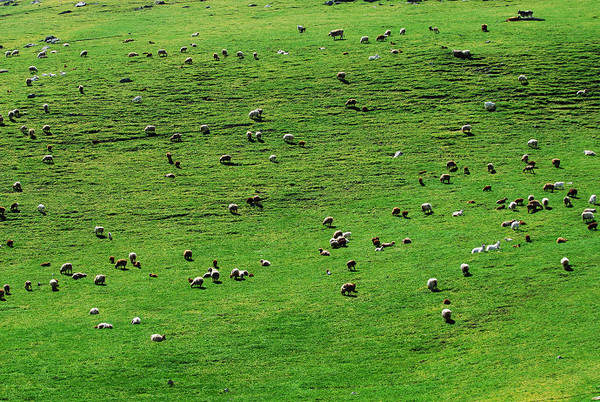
[1,0,599,399]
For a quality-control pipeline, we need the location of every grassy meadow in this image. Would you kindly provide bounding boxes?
[1,0,600,399]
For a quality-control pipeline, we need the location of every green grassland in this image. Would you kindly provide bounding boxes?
[1,0,599,399]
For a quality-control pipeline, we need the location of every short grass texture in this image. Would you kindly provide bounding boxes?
[1,0,600,399]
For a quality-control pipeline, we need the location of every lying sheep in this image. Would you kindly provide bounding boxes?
[151,334,166,342]
[42,155,54,164]
[219,154,232,164]
[144,125,156,135]
[72,272,87,280]
[94,274,106,285]
[131,317,141,325]
[95,323,113,329]
[260,259,271,266]
[341,282,357,296]
[89,308,99,315]
[318,248,331,256]
[170,133,182,142]
[584,150,596,156]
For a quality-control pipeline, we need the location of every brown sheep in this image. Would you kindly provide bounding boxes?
[496,205,506,210]
[557,237,568,244]
[440,174,450,184]
[0,289,4,300]
[9,202,18,212]
[341,282,357,296]
[418,177,424,186]
[496,197,508,204]
[463,167,470,175]
[213,259,219,268]
[525,235,532,243]
[483,185,492,192]
[543,183,554,192]
[391,207,401,216]
[588,222,598,231]
[527,161,536,167]
[213,53,220,61]
[372,237,381,247]
[133,261,141,268]
[481,24,488,32]
[446,160,457,171]
[514,198,525,206]
[552,158,560,168]
[567,188,578,198]
[402,238,412,244]
[347,260,356,271]
[6,239,13,247]
[149,273,158,277]
[322,216,334,227]
[345,99,357,107]
[175,161,181,168]
[298,141,306,147]
[109,256,115,264]
[402,210,409,218]
[184,250,193,261]
[0,206,5,216]
[319,248,331,256]
[166,152,173,163]
[522,165,535,174]
[115,259,127,269]
[381,241,395,248]
[376,34,386,42]
[564,197,572,207]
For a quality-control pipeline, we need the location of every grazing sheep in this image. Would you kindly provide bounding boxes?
[446,160,457,171]
[390,49,400,54]
[442,309,452,322]
[180,46,188,53]
[255,131,262,140]
[483,185,492,192]
[590,195,597,205]
[427,278,438,292]
[50,279,59,291]
[543,183,555,193]
[221,49,228,57]
[384,29,392,36]
[183,250,193,261]
[376,34,386,42]
[228,203,239,214]
[541,198,550,209]
[557,237,568,244]
[94,274,105,285]
[419,177,424,186]
[487,163,495,173]
[95,323,113,329]
[360,36,369,44]
[341,282,357,296]
[461,125,471,134]
[89,308,99,315]
[109,256,115,264]
[528,139,538,148]
[78,85,84,94]
[170,133,182,142]
[13,181,22,192]
[554,182,564,190]
[402,237,411,244]
[508,202,517,211]
[43,103,49,113]
[461,263,470,276]
[94,226,104,236]
[80,50,88,57]
[184,57,193,65]
[60,263,73,275]
[20,125,29,135]
[189,277,204,288]
[518,75,528,85]
[510,221,520,231]
[213,53,220,61]
[72,272,87,280]
[248,108,263,120]
[429,26,439,34]
[131,317,141,325]
[346,260,357,271]
[584,150,596,156]
[484,101,496,111]
[236,51,244,59]
[151,334,166,342]
[144,125,156,135]
[421,203,433,214]
[481,24,489,32]
[588,222,598,230]
[527,200,542,213]
[128,52,139,57]
[551,158,560,168]
[260,259,271,266]
[523,165,535,174]
[345,99,357,107]
[337,72,346,80]
[3,284,10,295]
[318,248,331,256]
[471,244,486,254]
[115,259,127,269]
[158,49,167,57]
[229,268,240,279]
[129,252,137,263]
[200,124,210,134]
[42,155,54,164]
[297,25,306,33]
[440,174,450,184]
[268,154,277,163]
[283,134,294,143]
[328,29,344,40]
[372,237,381,246]
[563,196,572,207]
[582,211,595,223]
[567,188,578,198]
[561,257,570,270]
[25,280,33,291]
[26,77,33,87]
[392,207,401,216]
[219,154,232,164]
[452,209,464,217]
[322,216,334,227]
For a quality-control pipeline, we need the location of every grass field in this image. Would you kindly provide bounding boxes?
[1,0,600,399]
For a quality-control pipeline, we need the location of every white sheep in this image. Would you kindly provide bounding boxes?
[131,317,141,325]
[590,194,597,205]
[269,155,277,162]
[260,259,271,266]
[527,139,538,148]
[542,198,550,208]
[129,252,137,263]
[584,150,596,156]
[511,221,520,231]
[80,50,88,57]
[283,134,294,143]
[249,108,263,120]
[471,244,486,254]
[89,308,99,315]
[508,202,517,211]
[297,25,306,33]
[427,278,438,292]
[237,51,244,59]
[452,209,464,217]
[94,226,104,236]
[461,124,471,134]
[95,323,113,329]
[582,211,595,223]
[144,125,156,135]
[60,263,73,275]
[151,334,166,342]
[561,257,570,270]
[43,103,49,113]
[189,277,204,288]
[94,274,105,285]
[421,203,433,214]
[460,263,470,276]
[158,49,167,57]
[442,309,452,322]
[200,124,210,134]
[42,155,54,163]
[577,89,588,96]
[399,28,406,35]
[360,36,369,44]
[228,203,239,214]
[37,51,47,58]
[50,279,59,290]
[37,204,46,214]
[554,182,564,190]
[518,75,528,84]
[486,240,501,251]
[484,101,496,111]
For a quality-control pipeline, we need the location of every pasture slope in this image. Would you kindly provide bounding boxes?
[0,0,599,399]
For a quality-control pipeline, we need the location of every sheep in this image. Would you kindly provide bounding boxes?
[522,165,535,174]
[297,25,306,33]
[189,277,204,288]
[43,103,49,113]
[590,195,597,205]
[128,52,139,57]
[2,284,10,296]
[392,207,401,216]
[129,252,137,263]
[419,177,424,186]
[170,133,182,142]
[398,27,406,35]
[151,334,166,342]
[442,309,452,322]
[471,244,486,254]
[24,281,32,291]
[577,89,589,96]
[381,241,395,248]
[213,53,220,61]
[78,85,84,94]
[510,221,520,231]
[566,188,578,198]
[484,101,496,111]
[144,125,156,135]
[50,279,59,291]
[584,150,596,156]
[183,250,193,261]
[200,124,210,134]
[588,222,598,230]
[554,182,564,190]
[402,237,412,244]
[345,99,357,107]
[341,283,357,296]
[283,134,294,143]
[429,26,439,33]
[13,181,22,192]
[346,260,357,271]
[248,108,263,120]
[219,155,232,164]
[95,323,113,329]
[557,237,568,244]
[180,46,188,53]
[229,268,240,279]
[165,173,175,179]
[487,163,495,173]
[483,185,492,192]
[427,278,438,292]
[521,154,530,164]
[222,49,228,57]
[115,259,128,269]
[158,49,167,57]
[60,263,73,275]
[486,241,501,251]
[508,202,517,211]
[80,50,88,57]
[337,72,346,80]
[328,29,344,40]
[582,211,595,223]
[360,36,369,44]
[461,263,470,276]
[318,248,331,256]
[260,259,271,266]
[461,125,471,134]
[94,226,104,236]
[543,183,555,193]
[440,174,450,184]
[421,203,433,214]
[452,209,464,217]
[89,307,99,315]
[37,50,48,58]
[551,158,561,168]
[322,216,334,227]
[518,9,534,17]
[94,275,106,285]
[255,132,262,141]
[29,129,36,139]
[564,196,572,207]
[527,139,538,148]
[561,257,570,270]
[518,75,528,85]
[228,203,239,214]
[390,49,400,54]
[481,24,489,32]
[131,317,141,325]
[527,201,542,213]
[235,51,244,59]
[72,272,87,280]
[19,125,29,135]
[184,57,193,65]
[26,77,33,87]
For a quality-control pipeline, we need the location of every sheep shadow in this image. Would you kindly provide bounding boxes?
[545,206,553,211]
[564,266,574,272]
[324,225,337,229]
[222,162,241,167]
[191,286,206,290]
[343,293,358,298]
[0,216,6,221]
[212,280,222,285]
[338,79,350,85]
[234,277,246,281]
[52,288,59,292]
[257,138,265,143]
[284,141,296,146]
[346,106,360,111]
[116,267,130,271]
[96,234,107,239]
[39,212,47,216]
[184,258,194,262]
[444,319,456,325]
